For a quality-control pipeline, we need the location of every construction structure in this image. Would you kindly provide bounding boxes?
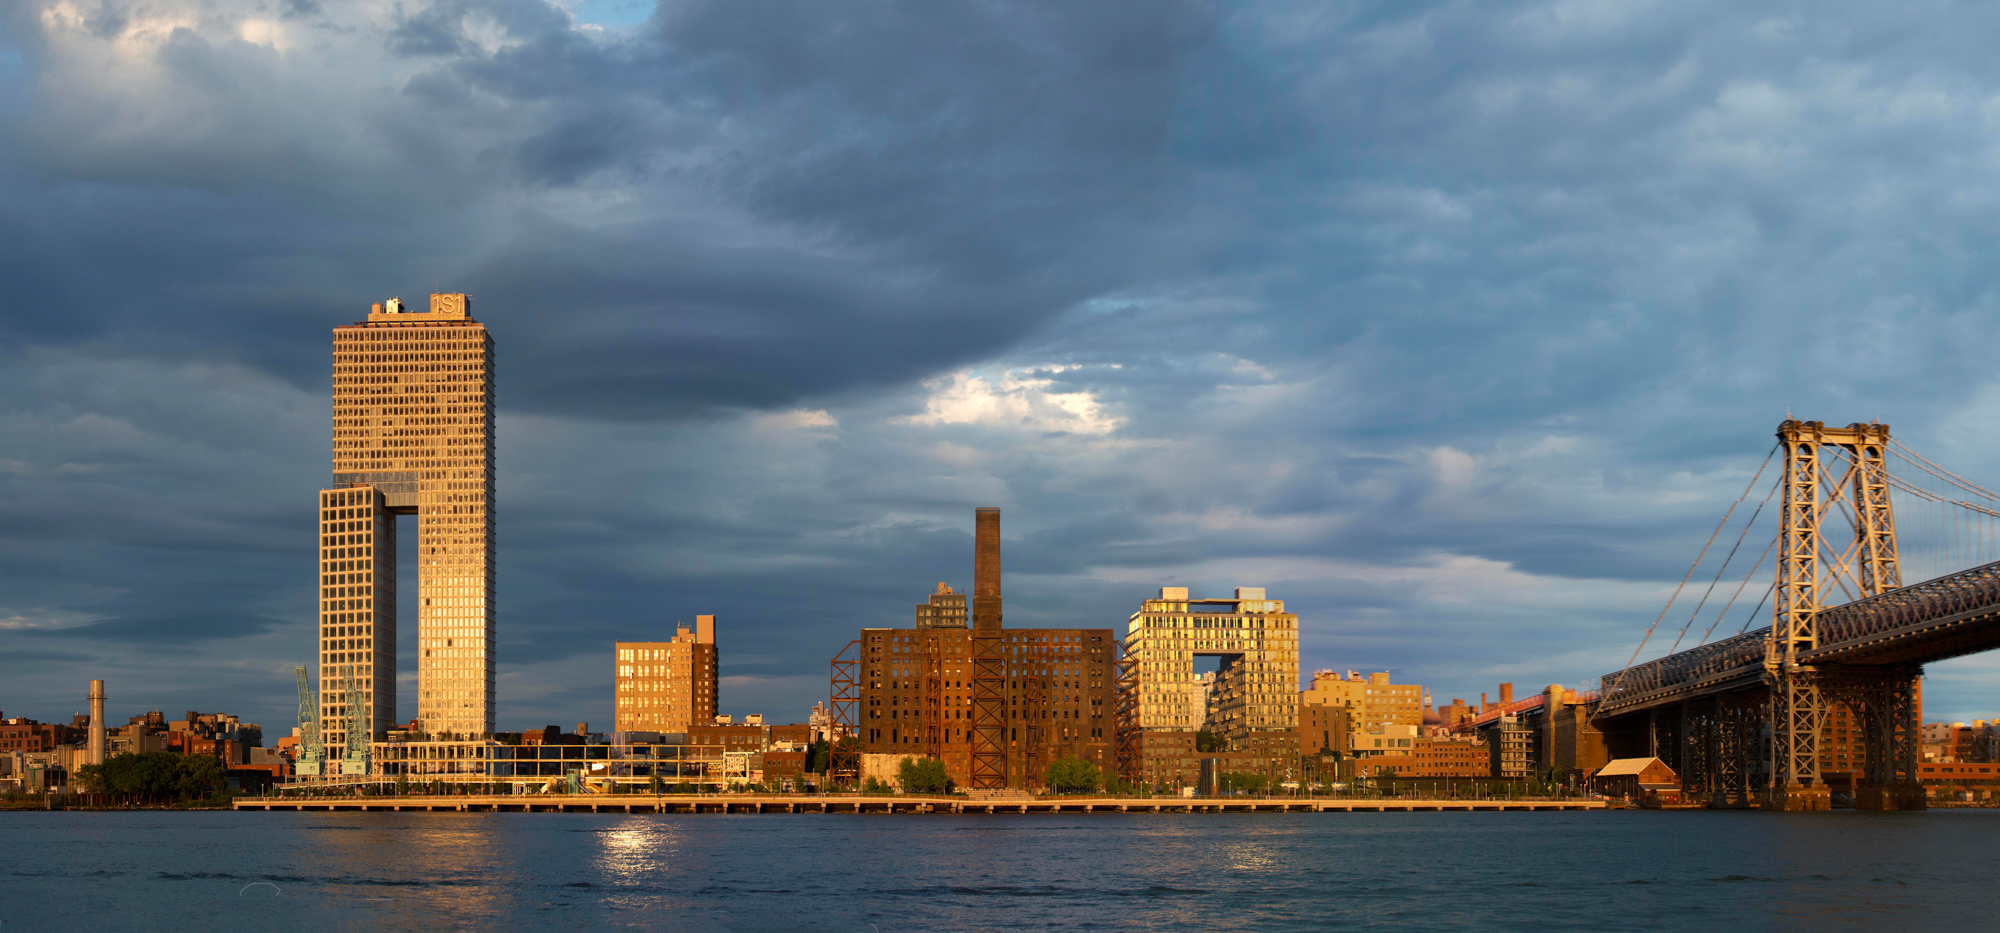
[339,664,370,775]
[850,508,1117,790]
[1117,587,1300,788]
[827,640,861,786]
[316,293,496,755]
[614,617,719,734]
[294,666,324,776]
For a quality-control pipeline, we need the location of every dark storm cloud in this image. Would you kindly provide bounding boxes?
[0,651,94,666]
[11,0,2000,729]
[23,613,282,643]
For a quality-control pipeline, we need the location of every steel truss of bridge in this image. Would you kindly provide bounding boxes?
[1593,421,2000,811]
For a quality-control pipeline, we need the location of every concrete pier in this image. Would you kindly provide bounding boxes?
[233,794,1605,814]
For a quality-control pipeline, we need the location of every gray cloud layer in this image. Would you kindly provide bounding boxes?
[7,0,2000,730]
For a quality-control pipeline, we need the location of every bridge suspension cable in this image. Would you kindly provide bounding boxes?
[1699,521,1778,646]
[1668,473,1780,655]
[1851,440,2000,583]
[1602,442,1778,703]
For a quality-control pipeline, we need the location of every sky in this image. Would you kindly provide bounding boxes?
[8,0,2000,733]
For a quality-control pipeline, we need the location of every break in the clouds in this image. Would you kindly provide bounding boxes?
[7,0,2000,730]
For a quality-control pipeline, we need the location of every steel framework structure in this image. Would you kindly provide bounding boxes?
[969,633,1008,788]
[1111,638,1142,785]
[828,639,861,788]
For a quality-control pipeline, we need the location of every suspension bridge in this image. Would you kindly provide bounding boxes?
[1596,420,2000,810]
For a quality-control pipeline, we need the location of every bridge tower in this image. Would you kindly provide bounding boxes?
[1767,421,1908,810]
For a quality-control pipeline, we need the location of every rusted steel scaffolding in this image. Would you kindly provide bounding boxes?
[828,639,861,788]
[1111,638,1142,785]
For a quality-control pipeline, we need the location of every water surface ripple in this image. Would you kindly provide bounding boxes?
[0,809,1989,930]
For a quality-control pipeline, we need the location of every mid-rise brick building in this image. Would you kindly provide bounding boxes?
[1300,670,1423,733]
[859,624,1116,789]
[0,718,69,753]
[1413,737,1486,777]
[614,617,719,734]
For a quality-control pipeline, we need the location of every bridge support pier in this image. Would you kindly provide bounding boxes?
[1833,665,1925,811]
[1710,692,1764,809]
[1767,783,1832,811]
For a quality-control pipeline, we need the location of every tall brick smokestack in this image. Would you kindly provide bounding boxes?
[973,507,1002,633]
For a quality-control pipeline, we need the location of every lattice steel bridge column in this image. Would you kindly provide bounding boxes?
[1766,421,1899,810]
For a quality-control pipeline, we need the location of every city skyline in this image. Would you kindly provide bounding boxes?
[16,0,2000,734]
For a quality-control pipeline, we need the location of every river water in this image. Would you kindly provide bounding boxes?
[2,808,1993,931]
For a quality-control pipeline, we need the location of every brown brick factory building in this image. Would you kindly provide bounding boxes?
[856,509,1116,791]
[614,616,719,733]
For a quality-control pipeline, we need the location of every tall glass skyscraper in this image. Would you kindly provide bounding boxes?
[319,293,495,752]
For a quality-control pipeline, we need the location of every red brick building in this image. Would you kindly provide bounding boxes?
[1412,737,1486,777]
[0,718,69,753]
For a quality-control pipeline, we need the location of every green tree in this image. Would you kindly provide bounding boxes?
[862,776,892,794]
[897,756,950,794]
[1195,730,1221,753]
[1044,755,1102,795]
[1218,771,1269,795]
[75,752,227,804]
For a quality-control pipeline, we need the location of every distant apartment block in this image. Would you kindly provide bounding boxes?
[915,583,967,629]
[1300,670,1423,732]
[614,616,719,734]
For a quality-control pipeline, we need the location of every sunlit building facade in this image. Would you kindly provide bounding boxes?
[615,616,719,734]
[320,294,496,747]
[1121,587,1300,786]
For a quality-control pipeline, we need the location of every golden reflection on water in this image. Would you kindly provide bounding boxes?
[592,820,684,884]
[292,815,521,928]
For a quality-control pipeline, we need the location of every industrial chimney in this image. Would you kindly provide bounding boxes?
[87,680,106,766]
[973,507,1002,633]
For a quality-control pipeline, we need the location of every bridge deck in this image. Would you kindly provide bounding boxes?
[1601,560,2000,716]
[232,794,1604,814]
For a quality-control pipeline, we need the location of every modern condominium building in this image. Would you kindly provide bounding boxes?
[319,294,495,751]
[1120,587,1300,786]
